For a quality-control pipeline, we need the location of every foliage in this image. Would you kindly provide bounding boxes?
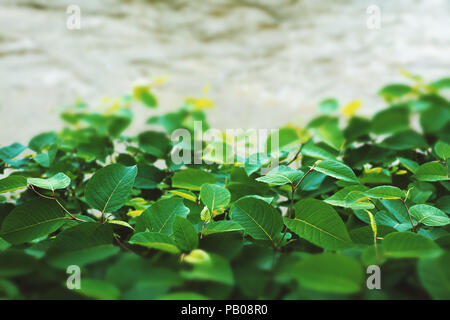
[0,75,449,300]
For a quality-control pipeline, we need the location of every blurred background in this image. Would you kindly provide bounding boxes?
[0,0,449,145]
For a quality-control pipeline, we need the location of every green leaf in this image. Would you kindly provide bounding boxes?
[200,184,231,212]
[363,186,406,200]
[28,131,58,152]
[230,197,283,243]
[293,253,363,294]
[318,98,338,114]
[181,253,234,285]
[418,252,450,299]
[78,278,121,300]
[324,185,368,208]
[378,84,413,99]
[0,143,26,161]
[302,143,337,160]
[371,107,410,135]
[137,131,171,157]
[173,216,198,252]
[46,223,119,268]
[431,77,450,90]
[284,198,352,250]
[129,232,180,254]
[0,176,27,193]
[383,232,442,259]
[313,160,358,183]
[137,197,189,234]
[435,140,450,160]
[27,172,71,190]
[172,168,215,191]
[409,204,450,227]
[85,164,137,213]
[134,164,165,189]
[256,165,304,186]
[380,130,427,150]
[397,157,419,173]
[413,161,448,181]
[202,221,244,236]
[307,116,344,151]
[0,198,66,244]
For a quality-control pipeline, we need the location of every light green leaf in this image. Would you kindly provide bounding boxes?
[413,161,448,181]
[324,185,368,208]
[313,160,359,183]
[27,172,70,190]
[231,197,283,243]
[284,198,353,250]
[435,140,450,160]
[200,183,231,212]
[293,253,363,294]
[107,220,134,230]
[0,176,27,193]
[85,164,137,213]
[409,204,450,227]
[173,216,198,252]
[363,185,406,200]
[202,221,244,236]
[0,198,66,244]
[172,168,215,191]
[129,232,180,254]
[255,165,304,186]
[318,98,338,114]
[137,197,189,235]
[383,232,442,259]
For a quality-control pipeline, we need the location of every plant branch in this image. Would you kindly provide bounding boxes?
[401,198,416,232]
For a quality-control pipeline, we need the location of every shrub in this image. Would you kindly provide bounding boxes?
[0,76,449,300]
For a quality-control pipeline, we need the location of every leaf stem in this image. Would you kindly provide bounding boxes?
[401,198,416,232]
[29,185,85,222]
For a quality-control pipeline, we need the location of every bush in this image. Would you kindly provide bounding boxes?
[0,76,449,300]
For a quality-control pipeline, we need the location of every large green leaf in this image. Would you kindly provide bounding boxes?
[173,216,198,252]
[255,165,304,186]
[383,232,442,259]
[409,204,450,227]
[307,116,344,151]
[200,183,231,212]
[137,197,189,234]
[27,172,70,190]
[46,223,119,268]
[413,162,448,181]
[230,197,283,243]
[363,185,406,200]
[0,198,66,244]
[129,232,180,254]
[313,160,358,183]
[85,164,137,213]
[284,198,352,250]
[171,168,215,191]
[293,253,363,294]
[0,176,27,194]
